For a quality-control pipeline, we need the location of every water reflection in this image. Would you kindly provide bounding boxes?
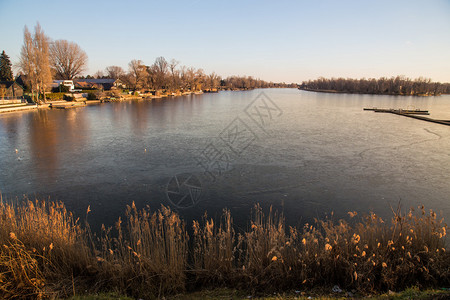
[28,108,88,184]
[29,110,59,182]
[129,100,148,135]
[0,114,22,145]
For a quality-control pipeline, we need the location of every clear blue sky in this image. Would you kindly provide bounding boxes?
[1,0,449,83]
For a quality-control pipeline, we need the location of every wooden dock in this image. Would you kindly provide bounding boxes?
[364,108,450,126]
[363,108,430,115]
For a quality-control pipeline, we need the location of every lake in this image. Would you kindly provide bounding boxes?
[1,89,449,230]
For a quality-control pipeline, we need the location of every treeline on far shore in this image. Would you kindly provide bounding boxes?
[299,76,450,96]
[82,61,298,92]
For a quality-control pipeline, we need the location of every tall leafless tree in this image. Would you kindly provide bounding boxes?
[206,72,221,90]
[19,26,36,97]
[18,23,52,103]
[50,39,88,80]
[168,59,179,91]
[152,56,168,90]
[93,70,104,79]
[105,65,125,80]
[184,67,196,91]
[128,59,147,90]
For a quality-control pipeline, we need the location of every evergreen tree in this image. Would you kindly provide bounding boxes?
[0,50,14,81]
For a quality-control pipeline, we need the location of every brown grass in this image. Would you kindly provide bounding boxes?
[0,195,95,299]
[95,202,188,299]
[0,194,448,299]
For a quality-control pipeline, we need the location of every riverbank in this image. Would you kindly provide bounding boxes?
[299,76,450,96]
[0,197,448,299]
[298,87,442,97]
[68,288,450,299]
[0,87,270,114]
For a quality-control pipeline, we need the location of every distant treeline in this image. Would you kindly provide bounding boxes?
[79,57,296,92]
[299,76,450,96]
[220,75,297,90]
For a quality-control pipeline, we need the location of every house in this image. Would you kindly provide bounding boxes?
[0,81,24,99]
[15,74,30,91]
[73,79,125,91]
[52,80,76,92]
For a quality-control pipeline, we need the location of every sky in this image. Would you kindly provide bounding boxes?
[0,0,449,83]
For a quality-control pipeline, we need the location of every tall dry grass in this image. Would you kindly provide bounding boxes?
[0,195,448,299]
[96,202,188,299]
[191,204,449,293]
[0,195,95,299]
[192,209,238,285]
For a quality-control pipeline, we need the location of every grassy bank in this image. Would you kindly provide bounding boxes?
[0,196,448,299]
[67,287,450,299]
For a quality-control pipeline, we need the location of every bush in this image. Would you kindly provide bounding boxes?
[87,92,97,100]
[63,94,75,101]
[44,93,65,101]
[23,94,33,103]
[52,85,70,93]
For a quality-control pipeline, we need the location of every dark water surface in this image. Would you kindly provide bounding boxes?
[1,89,449,230]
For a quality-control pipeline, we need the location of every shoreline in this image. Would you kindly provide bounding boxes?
[298,87,446,97]
[0,103,38,113]
[0,87,276,114]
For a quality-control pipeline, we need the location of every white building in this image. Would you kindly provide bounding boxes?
[52,80,76,92]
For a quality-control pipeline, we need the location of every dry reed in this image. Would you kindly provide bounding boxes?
[0,194,448,299]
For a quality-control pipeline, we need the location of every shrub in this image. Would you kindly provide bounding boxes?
[87,92,97,100]
[63,94,75,101]
[23,94,33,103]
[52,85,70,93]
[44,92,65,101]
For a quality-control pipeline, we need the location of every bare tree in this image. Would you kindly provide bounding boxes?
[128,59,147,90]
[93,70,104,79]
[179,65,189,90]
[34,24,52,102]
[18,26,36,98]
[144,64,157,90]
[152,56,168,90]
[184,67,196,91]
[168,59,179,91]
[154,56,168,74]
[105,65,125,80]
[50,39,88,79]
[18,23,52,103]
[206,72,221,90]
[194,68,206,91]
